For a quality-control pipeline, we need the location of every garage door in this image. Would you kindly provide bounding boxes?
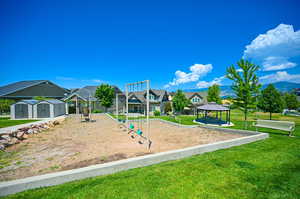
[37,103,50,118]
[15,104,28,119]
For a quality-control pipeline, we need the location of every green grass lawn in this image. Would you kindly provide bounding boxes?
[2,110,300,199]
[0,117,39,129]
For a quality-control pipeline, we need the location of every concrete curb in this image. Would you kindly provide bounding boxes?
[0,116,66,135]
[0,131,268,196]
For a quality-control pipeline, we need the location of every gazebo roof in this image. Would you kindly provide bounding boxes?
[197,102,229,111]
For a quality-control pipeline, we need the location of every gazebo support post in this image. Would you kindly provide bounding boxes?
[229,110,231,124]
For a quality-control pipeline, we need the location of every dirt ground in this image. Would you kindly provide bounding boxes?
[0,114,245,181]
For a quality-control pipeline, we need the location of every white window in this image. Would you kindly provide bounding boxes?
[149,94,156,100]
[192,96,201,103]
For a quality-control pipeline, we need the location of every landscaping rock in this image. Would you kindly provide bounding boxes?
[53,121,60,125]
[16,131,25,139]
[9,138,20,145]
[0,144,5,151]
[1,135,11,141]
[22,134,28,139]
[0,139,9,146]
[27,129,34,134]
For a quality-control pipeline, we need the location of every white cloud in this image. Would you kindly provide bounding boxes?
[164,64,213,88]
[259,71,300,84]
[196,76,225,89]
[243,24,300,71]
[262,56,297,71]
[91,79,103,83]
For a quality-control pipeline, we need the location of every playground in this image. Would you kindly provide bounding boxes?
[0,114,245,181]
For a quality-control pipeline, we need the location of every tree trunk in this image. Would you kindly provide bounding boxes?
[244,110,248,129]
[269,112,272,120]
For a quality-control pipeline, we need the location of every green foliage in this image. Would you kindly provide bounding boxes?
[283,93,299,110]
[164,102,172,114]
[258,84,284,120]
[172,90,189,114]
[92,109,103,113]
[95,84,115,111]
[226,59,261,127]
[33,96,52,101]
[0,99,15,114]
[154,110,161,116]
[0,117,38,128]
[207,84,222,104]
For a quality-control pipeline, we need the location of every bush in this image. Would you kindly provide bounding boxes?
[154,110,161,116]
[92,109,103,113]
[164,102,172,113]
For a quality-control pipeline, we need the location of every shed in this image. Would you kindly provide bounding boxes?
[10,100,39,119]
[34,99,66,118]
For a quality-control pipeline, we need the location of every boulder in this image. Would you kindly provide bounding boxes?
[0,144,5,151]
[9,137,20,145]
[16,131,25,139]
[22,134,28,139]
[1,135,11,141]
[0,139,9,146]
[27,129,34,134]
[53,121,60,125]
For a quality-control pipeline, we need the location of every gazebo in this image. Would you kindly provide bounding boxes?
[195,102,231,126]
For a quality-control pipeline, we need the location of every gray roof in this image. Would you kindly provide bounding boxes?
[0,80,47,97]
[129,89,167,103]
[64,85,122,101]
[197,102,229,111]
[184,91,208,100]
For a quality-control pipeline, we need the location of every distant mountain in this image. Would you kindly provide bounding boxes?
[182,81,300,98]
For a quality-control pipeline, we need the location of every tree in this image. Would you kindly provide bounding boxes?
[283,93,299,110]
[258,84,283,120]
[95,84,115,112]
[226,59,261,128]
[164,101,172,114]
[0,99,15,114]
[172,90,189,114]
[207,84,222,104]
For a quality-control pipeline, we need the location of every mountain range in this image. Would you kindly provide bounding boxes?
[183,81,300,98]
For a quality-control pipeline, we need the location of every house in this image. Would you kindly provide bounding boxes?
[169,91,207,115]
[0,80,70,101]
[128,89,169,115]
[63,85,124,114]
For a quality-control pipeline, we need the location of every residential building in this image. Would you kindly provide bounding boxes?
[0,80,70,101]
[63,85,124,114]
[169,91,207,115]
[128,89,169,115]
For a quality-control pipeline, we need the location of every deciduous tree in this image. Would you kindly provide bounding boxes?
[226,59,261,128]
[172,90,189,114]
[207,84,222,104]
[95,84,115,112]
[258,84,283,120]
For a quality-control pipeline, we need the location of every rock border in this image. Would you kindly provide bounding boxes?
[0,116,66,150]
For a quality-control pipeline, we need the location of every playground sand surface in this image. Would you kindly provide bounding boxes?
[0,114,244,181]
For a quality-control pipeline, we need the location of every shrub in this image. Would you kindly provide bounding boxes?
[154,110,161,116]
[164,102,172,113]
[92,109,103,113]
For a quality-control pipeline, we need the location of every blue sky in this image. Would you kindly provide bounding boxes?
[1,0,300,90]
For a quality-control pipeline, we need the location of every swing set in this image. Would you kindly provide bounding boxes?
[117,80,152,149]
